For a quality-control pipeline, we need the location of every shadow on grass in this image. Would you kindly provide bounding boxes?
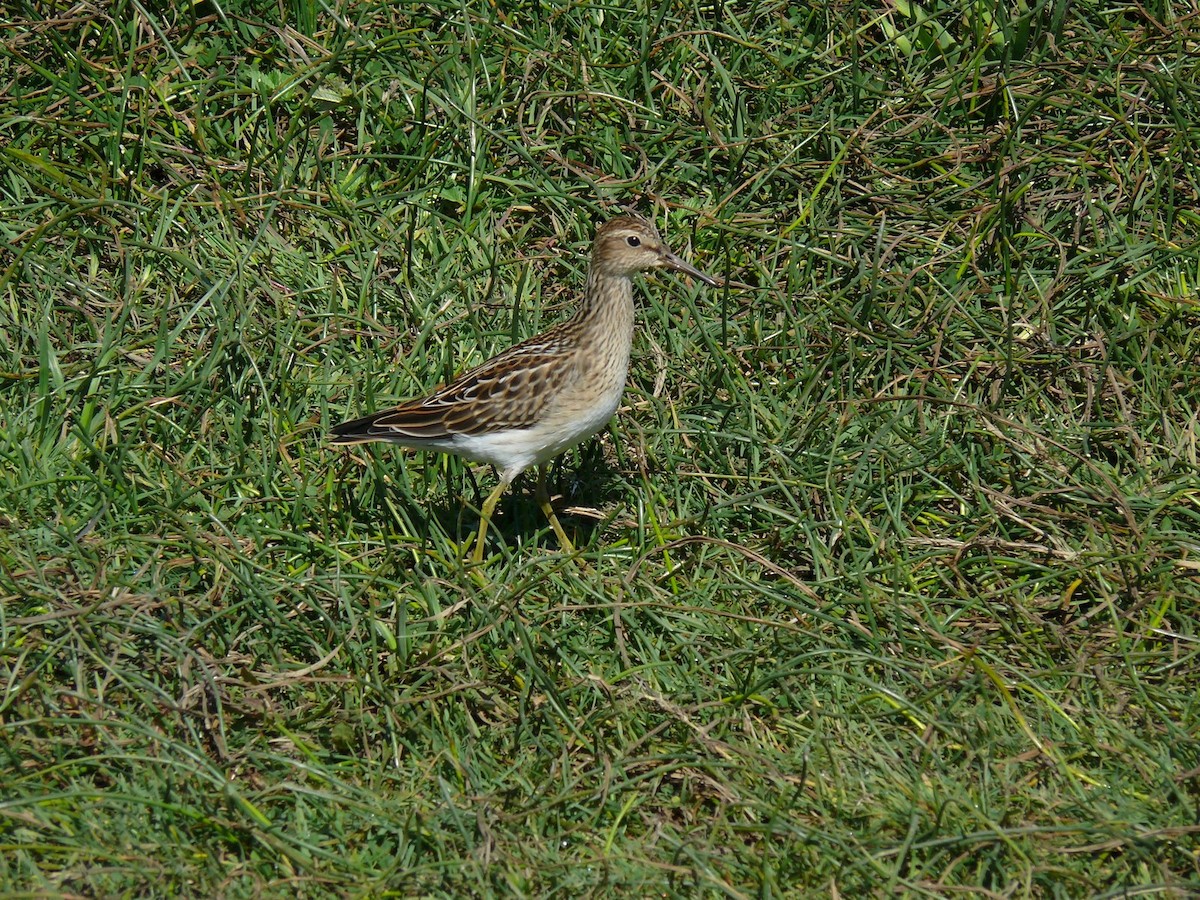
[333,449,619,555]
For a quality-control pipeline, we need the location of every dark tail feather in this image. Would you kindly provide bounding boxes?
[329,411,385,444]
[330,404,454,444]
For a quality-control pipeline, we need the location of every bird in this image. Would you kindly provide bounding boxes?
[330,213,718,562]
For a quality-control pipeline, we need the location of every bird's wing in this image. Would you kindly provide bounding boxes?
[336,326,578,441]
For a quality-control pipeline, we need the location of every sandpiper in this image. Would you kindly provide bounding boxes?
[331,214,717,561]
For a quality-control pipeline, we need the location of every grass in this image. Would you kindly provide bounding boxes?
[2,0,1198,895]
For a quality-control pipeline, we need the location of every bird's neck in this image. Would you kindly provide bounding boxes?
[568,266,637,390]
[572,267,635,329]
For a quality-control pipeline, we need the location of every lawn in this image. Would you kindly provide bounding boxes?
[2,0,1198,895]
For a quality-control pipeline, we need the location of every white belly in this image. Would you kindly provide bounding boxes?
[450,380,623,476]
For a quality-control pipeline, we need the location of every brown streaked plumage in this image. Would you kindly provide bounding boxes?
[331,214,717,561]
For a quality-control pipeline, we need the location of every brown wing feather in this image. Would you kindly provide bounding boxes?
[331,321,579,442]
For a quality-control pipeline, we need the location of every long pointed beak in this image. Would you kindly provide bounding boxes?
[660,249,719,287]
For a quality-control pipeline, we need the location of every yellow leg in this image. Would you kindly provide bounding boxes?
[535,466,575,553]
[471,478,510,563]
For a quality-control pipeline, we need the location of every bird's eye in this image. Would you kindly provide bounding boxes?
[626,236,641,247]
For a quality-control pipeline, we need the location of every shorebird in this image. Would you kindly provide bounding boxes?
[331,214,717,562]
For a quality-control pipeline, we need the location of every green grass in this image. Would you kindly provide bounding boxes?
[2,0,1198,895]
